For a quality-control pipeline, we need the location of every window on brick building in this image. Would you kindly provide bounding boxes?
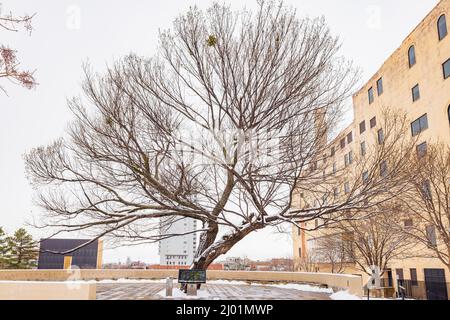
[360,121,366,134]
[411,114,428,136]
[438,14,447,41]
[408,46,416,67]
[377,77,383,96]
[412,84,420,102]
[368,87,374,104]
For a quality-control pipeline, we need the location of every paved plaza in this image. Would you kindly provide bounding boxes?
[96,283,331,300]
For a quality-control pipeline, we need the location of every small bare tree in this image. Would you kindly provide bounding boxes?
[330,206,418,276]
[396,144,450,272]
[312,234,348,274]
[0,3,36,93]
[24,1,416,271]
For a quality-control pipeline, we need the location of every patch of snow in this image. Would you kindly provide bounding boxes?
[56,278,170,284]
[330,291,362,300]
[207,280,249,285]
[207,280,333,294]
[157,288,210,299]
[266,283,333,294]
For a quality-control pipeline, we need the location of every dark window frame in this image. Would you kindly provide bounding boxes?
[359,121,366,134]
[443,58,450,79]
[412,84,420,102]
[370,116,377,128]
[362,171,369,184]
[377,77,383,96]
[368,87,374,104]
[377,128,384,144]
[410,268,418,286]
[360,141,366,156]
[438,14,448,41]
[347,132,353,144]
[408,46,416,68]
[417,141,428,157]
[426,225,437,247]
[380,160,388,177]
[411,114,428,137]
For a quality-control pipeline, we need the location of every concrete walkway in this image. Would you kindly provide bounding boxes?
[96,283,331,300]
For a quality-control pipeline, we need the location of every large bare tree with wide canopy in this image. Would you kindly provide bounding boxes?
[25,1,412,270]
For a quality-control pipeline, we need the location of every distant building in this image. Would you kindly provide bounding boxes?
[159,217,197,266]
[38,239,103,269]
[223,257,250,271]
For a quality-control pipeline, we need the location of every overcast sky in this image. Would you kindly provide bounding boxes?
[0,0,439,263]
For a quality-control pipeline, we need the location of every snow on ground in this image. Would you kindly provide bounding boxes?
[156,288,211,299]
[40,278,334,294]
[206,280,333,294]
[330,291,362,300]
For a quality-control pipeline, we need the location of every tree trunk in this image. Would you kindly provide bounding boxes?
[182,223,262,292]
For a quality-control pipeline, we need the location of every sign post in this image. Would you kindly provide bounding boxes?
[178,270,207,295]
[166,277,173,297]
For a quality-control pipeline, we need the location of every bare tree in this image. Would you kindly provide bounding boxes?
[296,253,318,273]
[0,3,36,93]
[329,205,418,276]
[312,234,348,274]
[396,144,450,272]
[24,1,415,271]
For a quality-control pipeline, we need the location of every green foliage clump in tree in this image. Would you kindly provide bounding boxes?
[0,227,9,269]
[0,227,38,269]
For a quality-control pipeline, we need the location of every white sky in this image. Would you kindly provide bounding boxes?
[0,0,439,263]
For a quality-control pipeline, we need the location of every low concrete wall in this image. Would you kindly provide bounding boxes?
[0,281,96,300]
[0,269,363,296]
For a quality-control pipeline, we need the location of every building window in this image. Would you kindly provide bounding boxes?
[377,128,384,144]
[377,78,383,96]
[298,227,301,236]
[360,141,366,156]
[422,180,433,200]
[438,14,448,41]
[396,269,404,280]
[408,46,416,68]
[368,87,374,104]
[411,114,428,136]
[443,59,450,79]
[340,138,346,149]
[404,219,413,228]
[362,171,369,184]
[344,182,350,194]
[344,151,353,167]
[412,84,420,102]
[448,105,450,124]
[331,146,335,157]
[333,187,339,198]
[417,142,427,157]
[359,121,366,134]
[410,268,418,286]
[426,225,437,247]
[332,162,337,174]
[347,132,353,144]
[380,161,387,177]
[298,248,302,258]
[370,116,377,128]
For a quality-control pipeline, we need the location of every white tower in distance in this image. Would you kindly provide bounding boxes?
[158,217,197,266]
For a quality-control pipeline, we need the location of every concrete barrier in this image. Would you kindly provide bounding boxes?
[0,281,96,300]
[0,269,363,297]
